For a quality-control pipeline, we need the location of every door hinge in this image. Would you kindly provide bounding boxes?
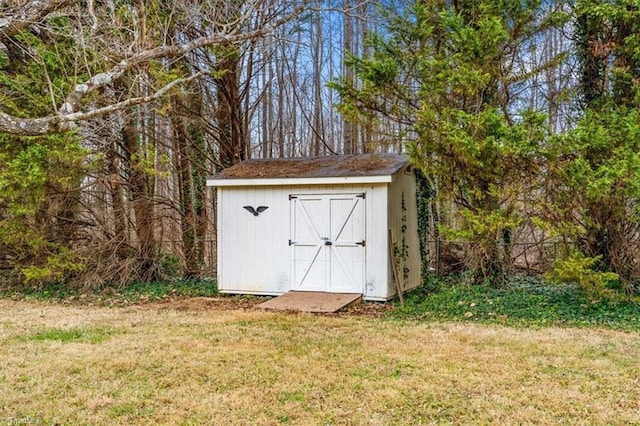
[356,193,366,199]
[356,240,366,247]
[289,195,298,200]
[289,239,297,246]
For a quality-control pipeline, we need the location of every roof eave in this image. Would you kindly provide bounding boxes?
[207,175,394,187]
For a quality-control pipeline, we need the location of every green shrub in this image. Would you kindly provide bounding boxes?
[545,252,621,300]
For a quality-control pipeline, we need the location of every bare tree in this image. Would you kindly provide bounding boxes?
[0,0,309,136]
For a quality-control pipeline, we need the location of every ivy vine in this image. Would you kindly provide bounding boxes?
[415,169,438,291]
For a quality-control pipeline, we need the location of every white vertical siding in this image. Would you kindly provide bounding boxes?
[217,186,290,294]
[388,169,421,295]
[217,183,392,299]
[364,185,389,300]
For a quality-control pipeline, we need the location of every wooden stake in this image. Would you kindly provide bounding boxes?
[388,229,405,307]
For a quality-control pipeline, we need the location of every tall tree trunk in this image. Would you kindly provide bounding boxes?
[122,117,156,280]
[290,31,299,156]
[359,1,372,153]
[277,47,285,158]
[576,11,606,108]
[216,46,244,168]
[191,126,208,269]
[260,40,270,159]
[312,9,323,157]
[266,51,274,158]
[243,41,256,160]
[106,139,127,244]
[343,0,357,154]
[171,97,197,273]
[187,89,209,270]
[170,79,209,273]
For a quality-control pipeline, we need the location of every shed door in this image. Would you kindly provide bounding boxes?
[290,193,365,293]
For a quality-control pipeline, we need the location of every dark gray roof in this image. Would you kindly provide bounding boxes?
[214,153,409,179]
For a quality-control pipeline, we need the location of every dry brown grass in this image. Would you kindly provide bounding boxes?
[0,299,639,425]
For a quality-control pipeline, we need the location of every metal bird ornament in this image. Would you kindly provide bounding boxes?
[243,206,269,216]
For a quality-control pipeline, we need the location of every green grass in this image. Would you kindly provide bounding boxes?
[20,326,114,344]
[0,277,218,304]
[390,275,640,330]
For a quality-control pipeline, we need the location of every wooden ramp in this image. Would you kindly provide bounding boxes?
[257,291,362,313]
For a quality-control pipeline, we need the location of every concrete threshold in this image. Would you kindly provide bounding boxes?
[256,291,362,313]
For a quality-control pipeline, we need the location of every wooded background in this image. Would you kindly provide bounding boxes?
[1,0,639,295]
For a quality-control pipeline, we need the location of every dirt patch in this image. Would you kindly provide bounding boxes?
[342,300,394,317]
[143,295,394,317]
[152,296,264,311]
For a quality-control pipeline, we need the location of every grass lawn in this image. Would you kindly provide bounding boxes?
[0,298,639,425]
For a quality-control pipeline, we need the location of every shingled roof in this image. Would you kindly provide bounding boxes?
[213,153,409,179]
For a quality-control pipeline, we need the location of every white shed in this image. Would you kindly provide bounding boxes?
[206,153,421,301]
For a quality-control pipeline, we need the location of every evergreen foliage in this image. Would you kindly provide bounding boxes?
[0,21,88,284]
[544,0,640,291]
[332,0,640,297]
[333,0,557,284]
[543,106,640,291]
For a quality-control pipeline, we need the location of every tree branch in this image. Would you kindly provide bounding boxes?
[0,0,309,136]
[0,0,81,40]
[64,72,206,122]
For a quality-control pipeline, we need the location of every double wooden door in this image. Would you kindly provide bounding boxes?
[289,193,365,293]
